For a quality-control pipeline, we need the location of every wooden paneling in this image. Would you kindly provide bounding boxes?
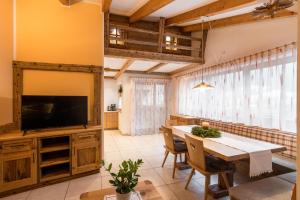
[72,131,101,175]
[183,10,297,32]
[0,139,37,193]
[104,112,118,130]
[129,0,174,23]
[12,61,103,128]
[0,127,102,195]
[106,48,203,64]
[166,0,256,26]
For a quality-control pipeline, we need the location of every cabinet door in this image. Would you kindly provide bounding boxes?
[72,142,100,175]
[0,151,37,192]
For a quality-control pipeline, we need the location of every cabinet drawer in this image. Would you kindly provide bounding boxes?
[0,139,35,153]
[73,132,100,143]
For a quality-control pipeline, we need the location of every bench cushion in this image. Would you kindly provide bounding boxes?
[277,172,296,184]
[229,177,294,200]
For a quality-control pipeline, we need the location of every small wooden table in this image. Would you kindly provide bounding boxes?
[80,180,163,200]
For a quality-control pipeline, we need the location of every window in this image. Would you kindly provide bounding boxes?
[165,35,177,51]
[109,27,124,45]
[177,44,297,133]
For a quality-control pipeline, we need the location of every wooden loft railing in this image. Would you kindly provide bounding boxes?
[104,13,206,64]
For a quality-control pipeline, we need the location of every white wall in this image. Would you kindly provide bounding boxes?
[203,16,297,67]
[104,79,119,111]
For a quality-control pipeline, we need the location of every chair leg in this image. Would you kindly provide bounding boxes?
[161,150,169,167]
[172,154,178,178]
[185,168,195,189]
[180,154,182,162]
[204,175,211,200]
[220,172,230,189]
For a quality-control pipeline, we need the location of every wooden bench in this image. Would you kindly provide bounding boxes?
[229,172,296,200]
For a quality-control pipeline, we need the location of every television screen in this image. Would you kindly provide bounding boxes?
[21,95,88,131]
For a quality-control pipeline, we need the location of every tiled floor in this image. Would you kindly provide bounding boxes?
[1,130,228,200]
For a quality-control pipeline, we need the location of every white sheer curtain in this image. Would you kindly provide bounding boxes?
[177,43,297,133]
[130,78,169,136]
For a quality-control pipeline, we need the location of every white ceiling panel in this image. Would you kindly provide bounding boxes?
[104,57,127,69]
[155,63,189,73]
[150,0,217,18]
[110,0,149,16]
[104,71,117,77]
[127,60,160,71]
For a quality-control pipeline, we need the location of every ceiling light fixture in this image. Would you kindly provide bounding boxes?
[193,18,214,90]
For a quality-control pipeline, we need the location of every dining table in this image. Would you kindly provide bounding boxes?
[168,125,287,198]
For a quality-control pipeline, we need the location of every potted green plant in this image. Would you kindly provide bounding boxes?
[102,159,143,200]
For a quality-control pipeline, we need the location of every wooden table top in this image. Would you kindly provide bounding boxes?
[80,180,163,200]
[170,125,286,162]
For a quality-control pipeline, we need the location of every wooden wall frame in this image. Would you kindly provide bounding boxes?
[12,61,104,129]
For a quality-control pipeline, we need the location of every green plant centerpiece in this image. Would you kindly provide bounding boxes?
[191,126,221,138]
[102,159,143,200]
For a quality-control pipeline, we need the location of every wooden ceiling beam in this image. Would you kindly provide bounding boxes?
[102,0,112,12]
[165,0,256,26]
[130,0,174,23]
[114,59,134,79]
[104,68,120,72]
[183,10,297,32]
[59,0,82,6]
[146,63,166,73]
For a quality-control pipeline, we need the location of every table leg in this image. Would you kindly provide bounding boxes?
[208,170,234,198]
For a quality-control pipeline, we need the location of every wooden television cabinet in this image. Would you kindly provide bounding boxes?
[0,126,102,196]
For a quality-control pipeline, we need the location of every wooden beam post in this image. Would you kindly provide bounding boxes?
[104,12,110,49]
[146,63,166,73]
[114,59,134,79]
[102,0,112,13]
[158,18,165,53]
[183,10,297,32]
[129,0,174,23]
[166,0,256,26]
[59,0,82,6]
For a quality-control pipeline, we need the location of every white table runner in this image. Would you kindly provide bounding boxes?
[172,126,273,177]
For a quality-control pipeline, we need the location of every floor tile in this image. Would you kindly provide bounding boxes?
[27,182,69,200]
[66,174,101,199]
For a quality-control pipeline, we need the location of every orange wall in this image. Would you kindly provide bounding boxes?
[16,0,103,66]
[0,0,13,125]
[23,70,95,120]
[15,0,104,123]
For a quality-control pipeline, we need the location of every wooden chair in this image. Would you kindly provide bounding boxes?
[165,119,177,127]
[185,134,233,200]
[161,127,188,178]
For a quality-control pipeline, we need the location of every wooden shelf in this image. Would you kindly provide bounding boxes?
[40,162,70,182]
[40,169,70,182]
[40,157,70,168]
[40,144,70,153]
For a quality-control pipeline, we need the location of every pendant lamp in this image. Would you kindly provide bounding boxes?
[193,19,214,90]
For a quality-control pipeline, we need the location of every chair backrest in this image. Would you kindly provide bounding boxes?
[185,134,206,171]
[161,127,175,152]
[165,119,177,127]
[291,184,296,200]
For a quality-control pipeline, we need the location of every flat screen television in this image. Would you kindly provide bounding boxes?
[21,95,88,131]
